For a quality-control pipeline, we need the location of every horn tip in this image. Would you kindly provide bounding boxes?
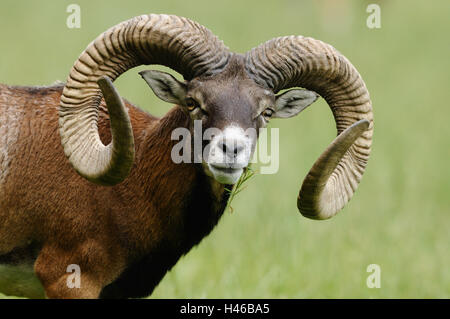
[97,75,112,87]
[354,119,370,130]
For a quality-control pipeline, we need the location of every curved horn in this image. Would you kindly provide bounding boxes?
[245,36,373,220]
[59,14,230,185]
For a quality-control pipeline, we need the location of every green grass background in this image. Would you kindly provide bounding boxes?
[0,0,449,298]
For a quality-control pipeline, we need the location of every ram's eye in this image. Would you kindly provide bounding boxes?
[185,98,200,111]
[262,108,275,118]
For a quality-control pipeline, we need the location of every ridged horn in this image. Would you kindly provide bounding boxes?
[59,14,231,185]
[245,36,373,219]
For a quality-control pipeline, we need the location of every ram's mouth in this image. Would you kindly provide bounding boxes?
[207,164,244,185]
[211,166,242,174]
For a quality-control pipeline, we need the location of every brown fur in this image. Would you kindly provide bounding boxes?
[0,83,228,298]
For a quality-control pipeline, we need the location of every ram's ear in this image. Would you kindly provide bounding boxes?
[273,89,319,118]
[139,70,187,104]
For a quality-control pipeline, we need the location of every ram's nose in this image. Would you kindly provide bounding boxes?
[218,137,245,160]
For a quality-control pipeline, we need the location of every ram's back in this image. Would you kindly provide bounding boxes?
[0,84,64,199]
[0,83,157,253]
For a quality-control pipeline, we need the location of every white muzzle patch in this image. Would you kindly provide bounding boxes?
[206,126,254,184]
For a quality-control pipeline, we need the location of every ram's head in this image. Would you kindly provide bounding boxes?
[138,59,318,185]
[59,14,373,220]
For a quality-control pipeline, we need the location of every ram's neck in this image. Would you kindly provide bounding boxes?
[127,106,229,254]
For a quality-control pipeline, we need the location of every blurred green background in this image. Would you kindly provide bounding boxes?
[0,0,449,298]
